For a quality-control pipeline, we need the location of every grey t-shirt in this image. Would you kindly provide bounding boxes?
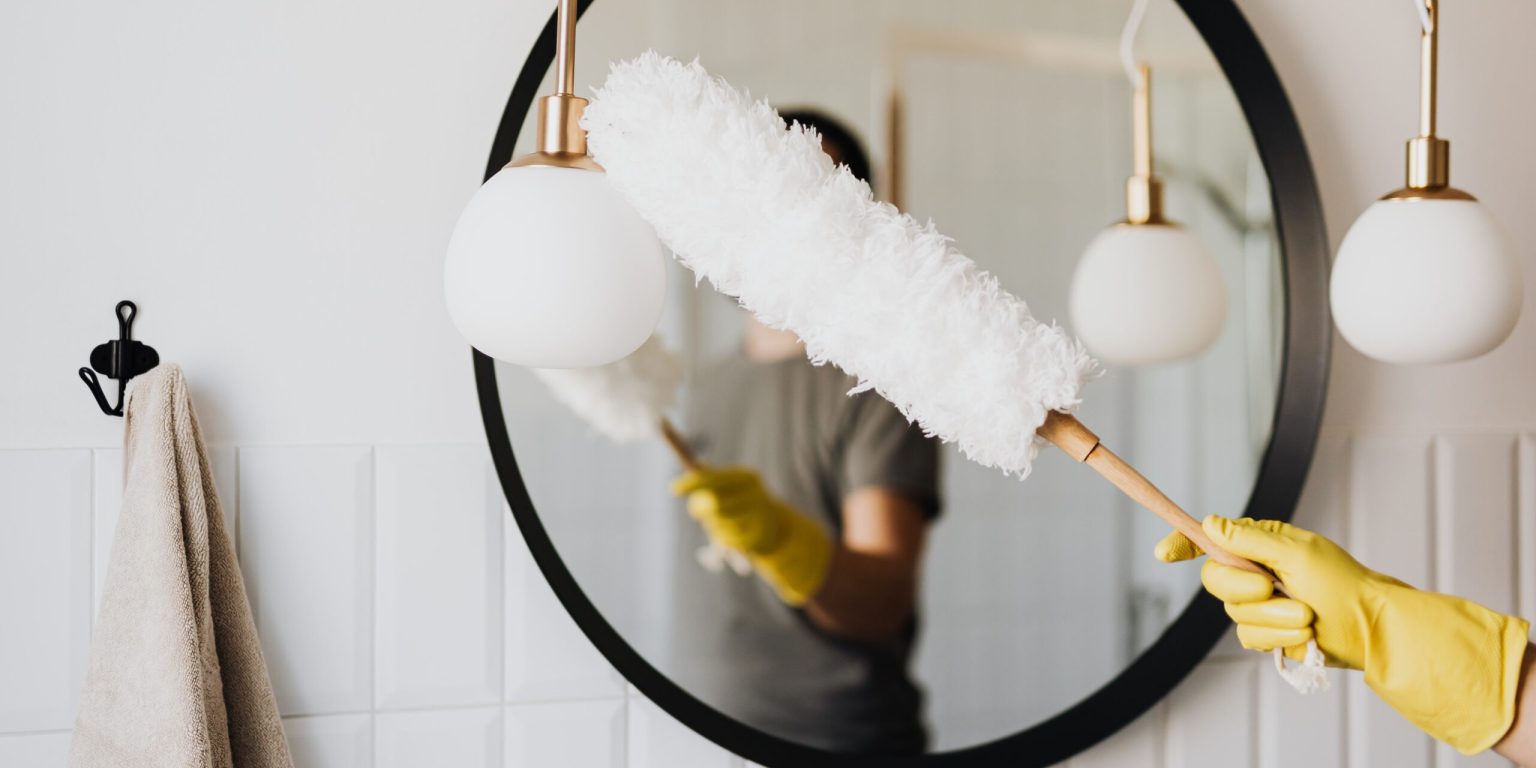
[671,355,940,755]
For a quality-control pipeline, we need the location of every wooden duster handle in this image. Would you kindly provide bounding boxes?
[1038,411,1270,578]
[659,418,702,472]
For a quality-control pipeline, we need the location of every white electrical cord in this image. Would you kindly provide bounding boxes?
[1413,0,1432,32]
[1119,0,1151,85]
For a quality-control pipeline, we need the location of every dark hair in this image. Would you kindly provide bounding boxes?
[778,108,874,186]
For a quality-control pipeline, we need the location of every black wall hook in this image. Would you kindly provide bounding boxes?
[80,300,159,416]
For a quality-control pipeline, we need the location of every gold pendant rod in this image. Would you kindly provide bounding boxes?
[554,0,577,96]
[1419,0,1438,138]
[1132,64,1153,178]
[1124,64,1165,224]
[1401,0,1452,192]
[506,0,598,170]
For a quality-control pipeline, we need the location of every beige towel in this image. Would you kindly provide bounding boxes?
[70,365,292,768]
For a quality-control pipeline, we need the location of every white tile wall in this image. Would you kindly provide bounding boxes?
[374,445,502,710]
[375,707,502,768]
[506,699,626,768]
[0,731,71,765]
[0,450,91,734]
[284,714,373,768]
[239,445,376,716]
[1164,661,1258,768]
[3,437,1528,766]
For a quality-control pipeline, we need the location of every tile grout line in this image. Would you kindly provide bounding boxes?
[622,691,632,768]
[0,727,74,739]
[1520,435,1536,625]
[496,457,508,710]
[493,455,508,768]
[368,445,379,732]
[282,699,522,722]
[87,448,96,640]
[232,446,241,561]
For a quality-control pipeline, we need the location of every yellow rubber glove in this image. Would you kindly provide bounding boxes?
[1157,516,1530,755]
[671,467,832,606]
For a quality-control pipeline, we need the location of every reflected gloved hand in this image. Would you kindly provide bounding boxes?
[671,467,832,606]
[1157,516,1530,755]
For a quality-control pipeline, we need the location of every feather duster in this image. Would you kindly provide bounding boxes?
[534,334,682,444]
[583,53,1099,478]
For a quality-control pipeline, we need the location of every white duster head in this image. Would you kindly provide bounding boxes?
[583,53,1099,477]
[534,334,683,443]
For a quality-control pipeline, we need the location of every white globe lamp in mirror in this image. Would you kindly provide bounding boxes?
[1331,0,1522,365]
[1072,224,1226,367]
[1070,65,1227,366]
[443,0,665,369]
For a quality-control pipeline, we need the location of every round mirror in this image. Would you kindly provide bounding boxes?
[474,0,1329,763]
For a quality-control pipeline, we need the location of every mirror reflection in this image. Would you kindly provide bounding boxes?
[498,0,1281,754]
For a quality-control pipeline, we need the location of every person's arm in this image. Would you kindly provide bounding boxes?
[803,487,928,643]
[1495,647,1536,765]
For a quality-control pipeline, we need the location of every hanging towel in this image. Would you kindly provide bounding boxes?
[70,365,292,768]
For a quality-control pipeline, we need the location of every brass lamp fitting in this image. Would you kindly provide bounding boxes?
[508,0,602,172]
[1385,0,1473,201]
[1124,64,1166,225]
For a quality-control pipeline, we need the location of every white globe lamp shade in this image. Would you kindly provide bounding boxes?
[444,164,666,368]
[1331,198,1520,365]
[1070,224,1227,366]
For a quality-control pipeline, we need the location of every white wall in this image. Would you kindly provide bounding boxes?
[2,0,1535,765]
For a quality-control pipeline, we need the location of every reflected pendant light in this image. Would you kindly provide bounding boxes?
[444,0,666,368]
[1069,62,1227,367]
[1331,0,1522,365]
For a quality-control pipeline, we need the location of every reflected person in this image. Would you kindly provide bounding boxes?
[670,109,941,756]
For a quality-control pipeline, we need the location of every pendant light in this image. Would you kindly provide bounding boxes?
[444,0,666,368]
[1331,0,1521,365]
[1070,0,1227,367]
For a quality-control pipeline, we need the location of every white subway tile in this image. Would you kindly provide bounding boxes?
[0,450,91,733]
[92,446,235,617]
[1520,435,1536,627]
[505,698,625,768]
[0,731,70,766]
[1257,658,1344,768]
[1347,436,1434,768]
[1435,435,1519,612]
[239,445,373,715]
[91,448,121,620]
[504,505,624,703]
[375,707,500,768]
[1068,702,1163,768]
[283,714,371,768]
[1165,660,1257,768]
[375,445,502,710]
[1292,435,1352,543]
[628,696,742,768]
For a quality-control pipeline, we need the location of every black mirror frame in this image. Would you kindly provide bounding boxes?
[472,1,1330,764]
